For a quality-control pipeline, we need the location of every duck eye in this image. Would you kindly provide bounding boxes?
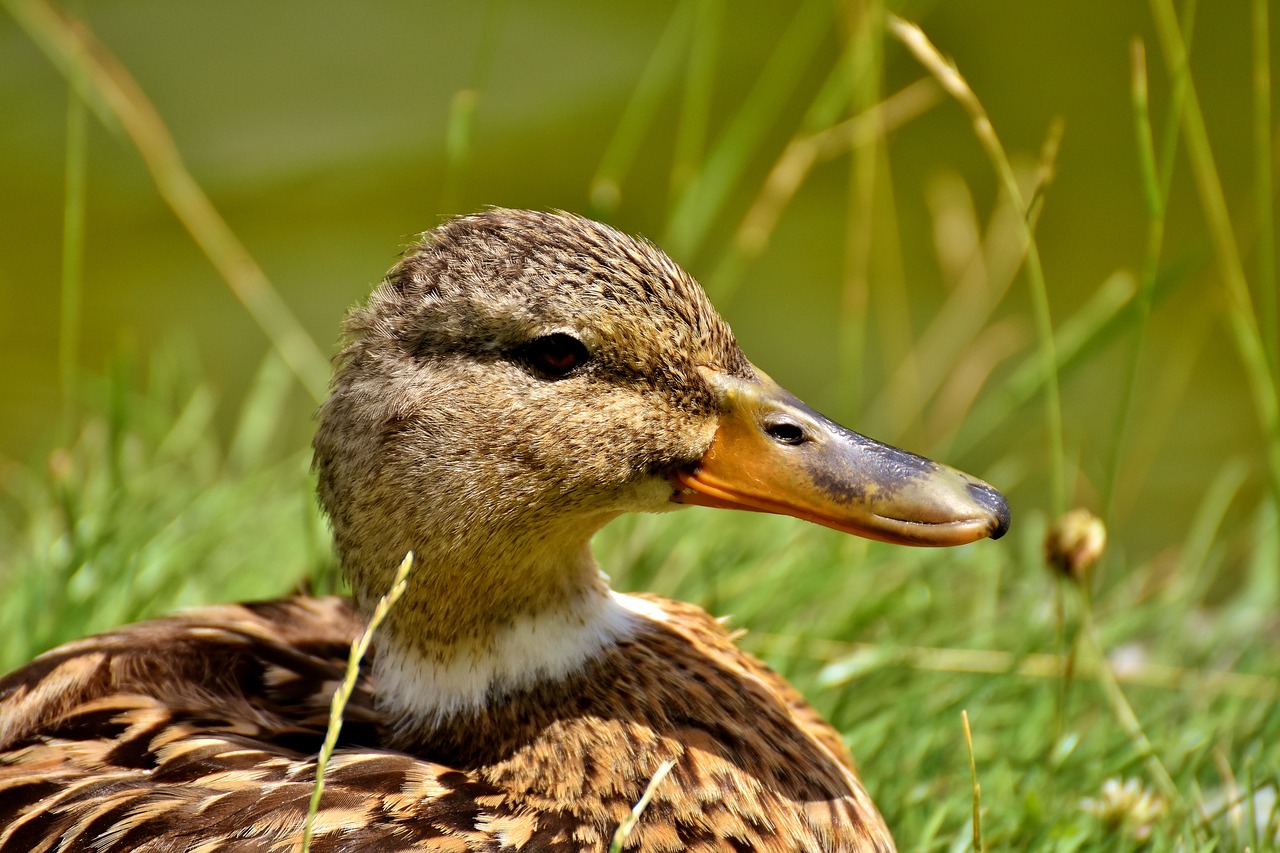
[522,333,590,378]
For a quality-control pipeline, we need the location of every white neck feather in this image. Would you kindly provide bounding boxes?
[372,588,668,733]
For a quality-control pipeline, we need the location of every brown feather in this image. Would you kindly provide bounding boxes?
[0,596,892,851]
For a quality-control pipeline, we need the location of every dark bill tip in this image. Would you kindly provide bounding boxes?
[966,482,1011,539]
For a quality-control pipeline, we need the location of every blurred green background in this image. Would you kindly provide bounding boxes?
[0,0,1274,566]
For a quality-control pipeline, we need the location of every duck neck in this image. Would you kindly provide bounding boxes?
[345,523,650,735]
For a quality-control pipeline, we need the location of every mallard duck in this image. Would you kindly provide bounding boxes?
[0,210,1008,852]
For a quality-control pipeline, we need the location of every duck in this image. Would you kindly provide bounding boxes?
[0,209,1009,852]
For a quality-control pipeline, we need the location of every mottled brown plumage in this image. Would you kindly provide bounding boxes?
[0,210,1009,851]
[0,595,885,851]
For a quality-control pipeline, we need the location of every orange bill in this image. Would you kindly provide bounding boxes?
[670,368,1010,547]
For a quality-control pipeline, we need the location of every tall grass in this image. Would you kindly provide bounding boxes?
[0,350,334,673]
[5,0,331,402]
[1149,0,1280,514]
[1,0,1277,849]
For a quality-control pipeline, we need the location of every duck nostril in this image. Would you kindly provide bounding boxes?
[765,421,807,446]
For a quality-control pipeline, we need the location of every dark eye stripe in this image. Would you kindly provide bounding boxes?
[522,333,590,379]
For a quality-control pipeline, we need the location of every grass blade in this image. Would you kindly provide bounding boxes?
[669,0,721,200]
[1103,39,1171,522]
[1149,0,1280,507]
[1252,0,1276,377]
[300,552,414,852]
[961,710,982,852]
[5,0,331,402]
[441,0,509,212]
[58,76,87,439]
[589,0,694,214]
[888,14,1066,515]
[709,78,939,304]
[608,758,677,853]
[663,0,831,259]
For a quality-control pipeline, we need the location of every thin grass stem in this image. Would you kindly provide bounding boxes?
[961,710,982,852]
[59,77,87,439]
[1150,0,1280,508]
[837,0,885,418]
[442,0,508,212]
[1103,39,1169,523]
[888,14,1066,515]
[589,0,694,214]
[1174,458,1250,603]
[1079,607,1179,805]
[6,0,330,402]
[1245,762,1260,852]
[300,552,414,852]
[608,758,677,853]
[875,122,1061,446]
[663,0,831,259]
[1252,0,1276,377]
[669,0,720,201]
[1157,0,1196,207]
[709,79,937,304]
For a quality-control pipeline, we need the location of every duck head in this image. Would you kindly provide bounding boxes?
[313,209,1008,724]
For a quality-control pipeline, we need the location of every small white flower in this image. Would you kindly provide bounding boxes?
[1081,777,1166,841]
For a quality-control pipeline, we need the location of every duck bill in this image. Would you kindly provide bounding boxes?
[671,369,1010,547]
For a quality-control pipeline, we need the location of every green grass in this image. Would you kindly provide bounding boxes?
[2,1,1278,850]
[0,349,334,670]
